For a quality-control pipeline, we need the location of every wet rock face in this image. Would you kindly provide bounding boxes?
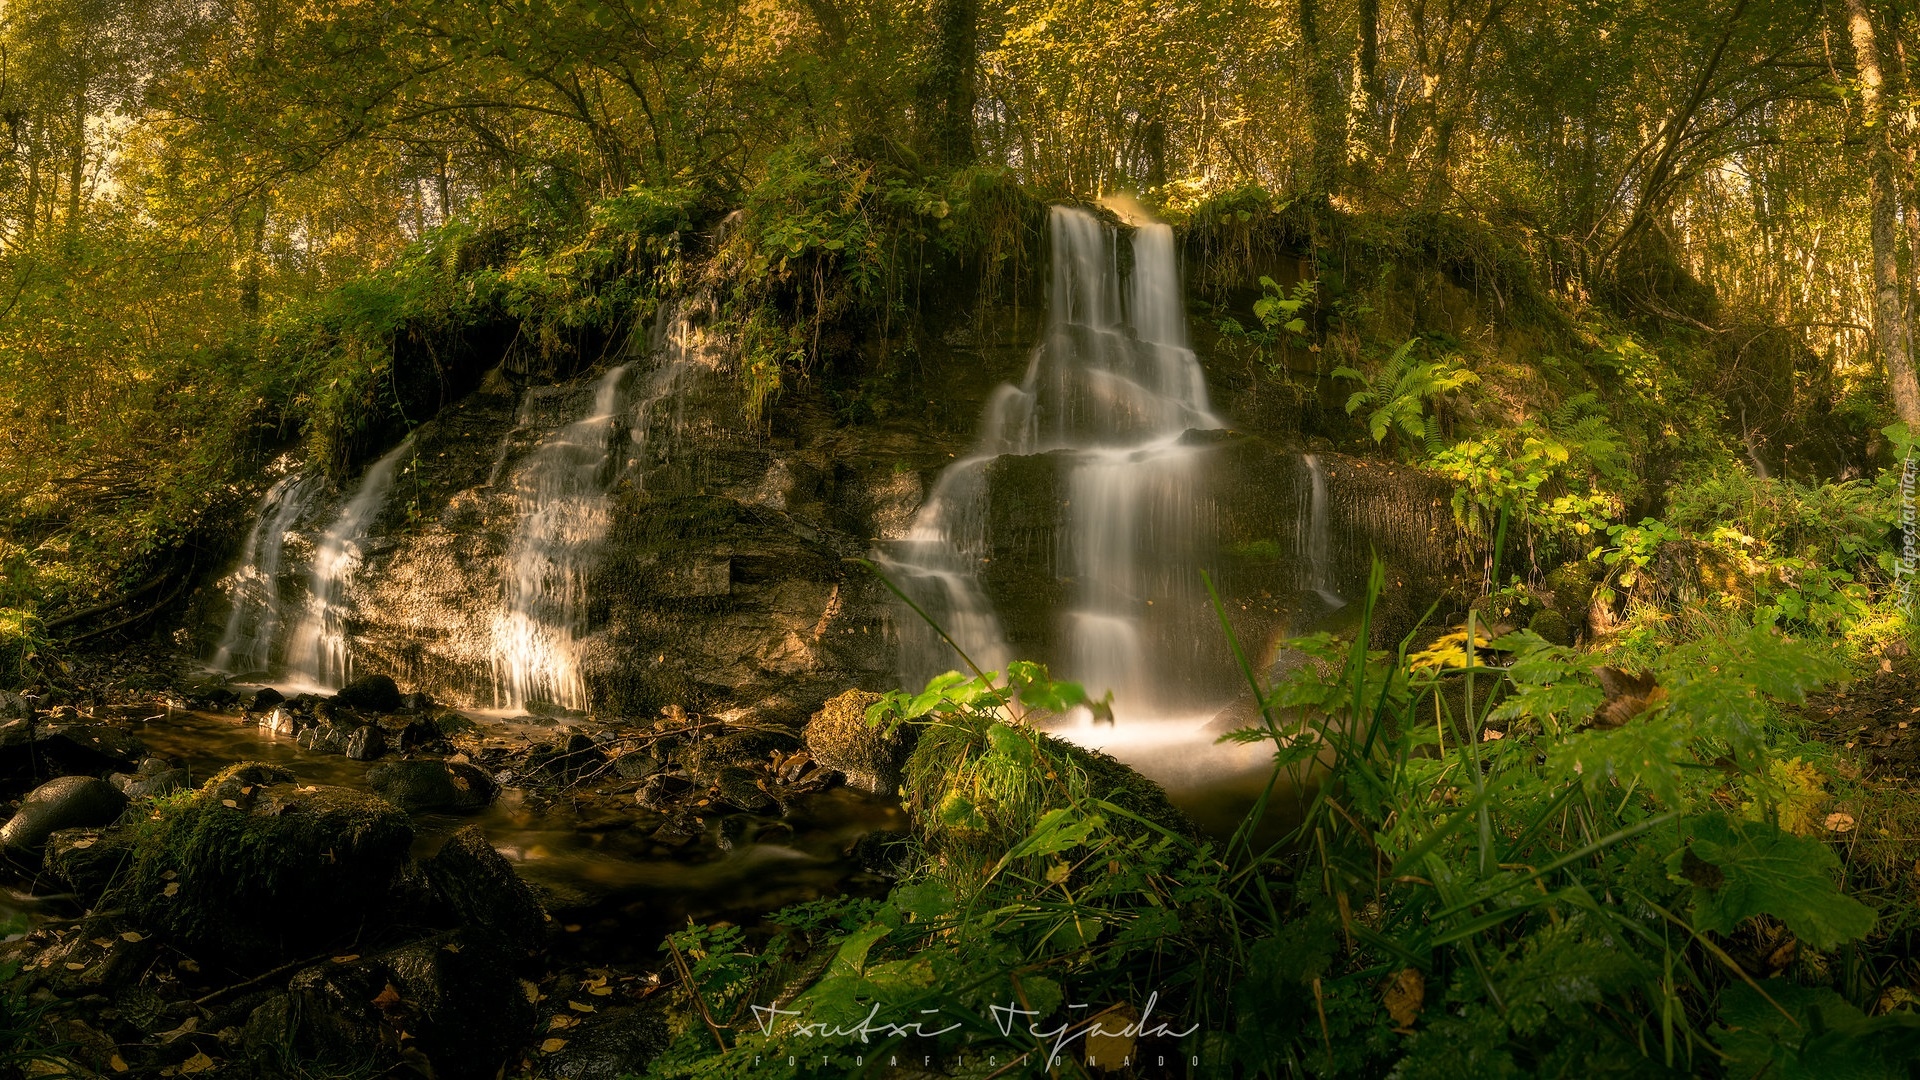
[0,776,128,851]
[425,824,546,944]
[123,764,415,967]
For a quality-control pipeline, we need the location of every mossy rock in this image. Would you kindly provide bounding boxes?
[1528,607,1574,646]
[804,689,913,795]
[117,762,414,968]
[902,711,1196,884]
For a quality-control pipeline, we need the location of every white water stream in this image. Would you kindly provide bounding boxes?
[283,439,412,690]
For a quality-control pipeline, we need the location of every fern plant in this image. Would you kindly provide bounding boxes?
[1334,337,1478,456]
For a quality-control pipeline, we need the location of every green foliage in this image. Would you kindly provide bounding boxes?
[652,565,1894,1078]
[1334,337,1479,454]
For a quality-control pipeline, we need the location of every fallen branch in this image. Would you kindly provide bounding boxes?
[42,572,173,631]
[62,573,193,644]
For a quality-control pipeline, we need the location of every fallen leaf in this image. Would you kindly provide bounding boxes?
[549,1016,577,1031]
[589,986,613,996]
[65,962,85,970]
[121,931,144,943]
[162,882,180,897]
[91,937,114,949]
[1825,812,1857,833]
[70,838,95,849]
[332,955,360,964]
[109,1053,128,1073]
[540,1038,568,1053]
[567,1001,595,1013]
[180,1052,214,1074]
[372,984,403,1009]
[220,799,238,809]
[1384,967,1425,1029]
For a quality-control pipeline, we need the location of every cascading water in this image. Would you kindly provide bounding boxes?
[1299,454,1345,610]
[490,364,633,713]
[284,440,412,690]
[885,205,1225,716]
[209,474,324,676]
[489,305,705,713]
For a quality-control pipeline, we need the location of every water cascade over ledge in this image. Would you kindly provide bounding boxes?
[284,439,412,690]
[209,474,325,677]
[883,205,1230,718]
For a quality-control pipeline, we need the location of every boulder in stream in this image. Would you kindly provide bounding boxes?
[334,672,402,713]
[366,759,496,812]
[120,762,413,967]
[424,824,546,944]
[1,775,128,851]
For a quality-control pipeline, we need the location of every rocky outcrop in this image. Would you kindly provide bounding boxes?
[366,759,496,812]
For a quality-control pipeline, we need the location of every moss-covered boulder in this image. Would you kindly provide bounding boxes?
[118,762,414,968]
[804,689,912,795]
[902,712,1195,884]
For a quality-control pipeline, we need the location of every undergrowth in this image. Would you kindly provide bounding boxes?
[643,564,1919,1077]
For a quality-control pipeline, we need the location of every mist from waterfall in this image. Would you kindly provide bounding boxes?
[283,440,412,690]
[209,474,324,677]
[885,205,1225,716]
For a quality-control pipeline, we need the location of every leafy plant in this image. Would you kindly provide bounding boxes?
[1335,337,1479,455]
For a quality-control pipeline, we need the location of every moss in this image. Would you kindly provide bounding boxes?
[115,762,413,967]
[901,709,1194,889]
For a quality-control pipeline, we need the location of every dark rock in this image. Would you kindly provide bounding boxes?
[334,673,402,713]
[366,760,496,813]
[247,926,533,1078]
[848,829,913,877]
[804,689,910,795]
[43,827,135,901]
[259,706,298,737]
[122,767,188,801]
[399,692,434,712]
[1528,607,1574,646]
[122,764,413,967]
[0,691,30,720]
[249,686,285,711]
[2,776,128,850]
[382,928,537,1077]
[613,752,664,781]
[634,773,692,812]
[538,1005,670,1080]
[678,728,798,784]
[711,766,773,812]
[31,722,146,774]
[425,825,546,943]
[526,733,604,782]
[344,724,387,761]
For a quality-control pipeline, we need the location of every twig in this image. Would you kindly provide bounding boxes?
[666,935,729,1053]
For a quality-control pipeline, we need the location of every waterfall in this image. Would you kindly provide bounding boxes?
[209,474,323,676]
[284,440,412,690]
[489,306,704,713]
[885,205,1224,715]
[1300,454,1345,610]
[490,364,633,713]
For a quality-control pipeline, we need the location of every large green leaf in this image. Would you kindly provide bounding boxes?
[1667,813,1874,949]
[1715,982,1920,1079]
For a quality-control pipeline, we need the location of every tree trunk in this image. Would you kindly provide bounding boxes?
[1846,0,1920,428]
[920,0,979,168]
[1299,0,1346,196]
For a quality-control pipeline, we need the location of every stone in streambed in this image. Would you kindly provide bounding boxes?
[120,763,412,967]
[43,826,135,901]
[425,824,546,944]
[249,686,285,711]
[1,776,128,851]
[366,760,495,812]
[538,1005,671,1080]
[803,688,911,795]
[677,727,798,783]
[334,673,402,713]
[344,724,386,761]
[243,926,533,1078]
